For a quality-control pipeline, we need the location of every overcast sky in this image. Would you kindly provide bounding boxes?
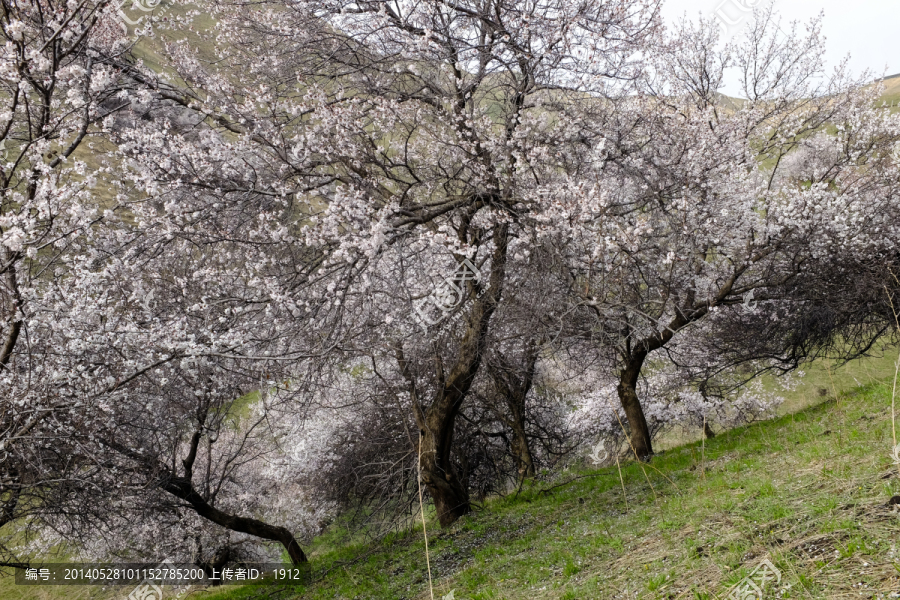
[660,0,900,96]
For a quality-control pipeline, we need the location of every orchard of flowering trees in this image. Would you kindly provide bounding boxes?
[2,0,900,571]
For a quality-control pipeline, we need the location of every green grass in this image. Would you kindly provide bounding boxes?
[192,368,900,599]
[5,353,900,599]
[771,349,900,415]
[877,73,900,107]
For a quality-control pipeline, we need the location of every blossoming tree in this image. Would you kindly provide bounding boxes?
[546,9,900,460]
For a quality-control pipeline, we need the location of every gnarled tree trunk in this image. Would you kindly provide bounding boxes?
[416,401,471,527]
[159,473,308,564]
[617,351,653,462]
[399,223,509,528]
[103,435,308,563]
[488,341,539,483]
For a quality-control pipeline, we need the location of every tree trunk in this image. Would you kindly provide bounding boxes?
[102,437,308,563]
[0,255,22,369]
[617,353,653,462]
[418,413,471,527]
[509,422,536,481]
[159,473,308,563]
[488,340,539,483]
[401,223,509,528]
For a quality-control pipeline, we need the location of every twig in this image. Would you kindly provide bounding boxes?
[313,545,382,582]
[536,472,609,496]
[826,364,842,450]
[701,416,707,482]
[512,474,528,500]
[417,442,435,600]
[615,452,628,510]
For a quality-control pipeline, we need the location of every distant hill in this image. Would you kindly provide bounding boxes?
[876,72,900,104]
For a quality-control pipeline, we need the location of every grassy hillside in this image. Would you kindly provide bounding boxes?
[878,74,900,105]
[204,357,900,599]
[3,354,899,600]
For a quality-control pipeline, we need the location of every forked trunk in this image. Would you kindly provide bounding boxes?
[617,353,653,462]
[401,223,509,528]
[488,340,539,484]
[417,401,471,527]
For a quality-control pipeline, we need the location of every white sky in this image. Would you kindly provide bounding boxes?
[660,0,900,96]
